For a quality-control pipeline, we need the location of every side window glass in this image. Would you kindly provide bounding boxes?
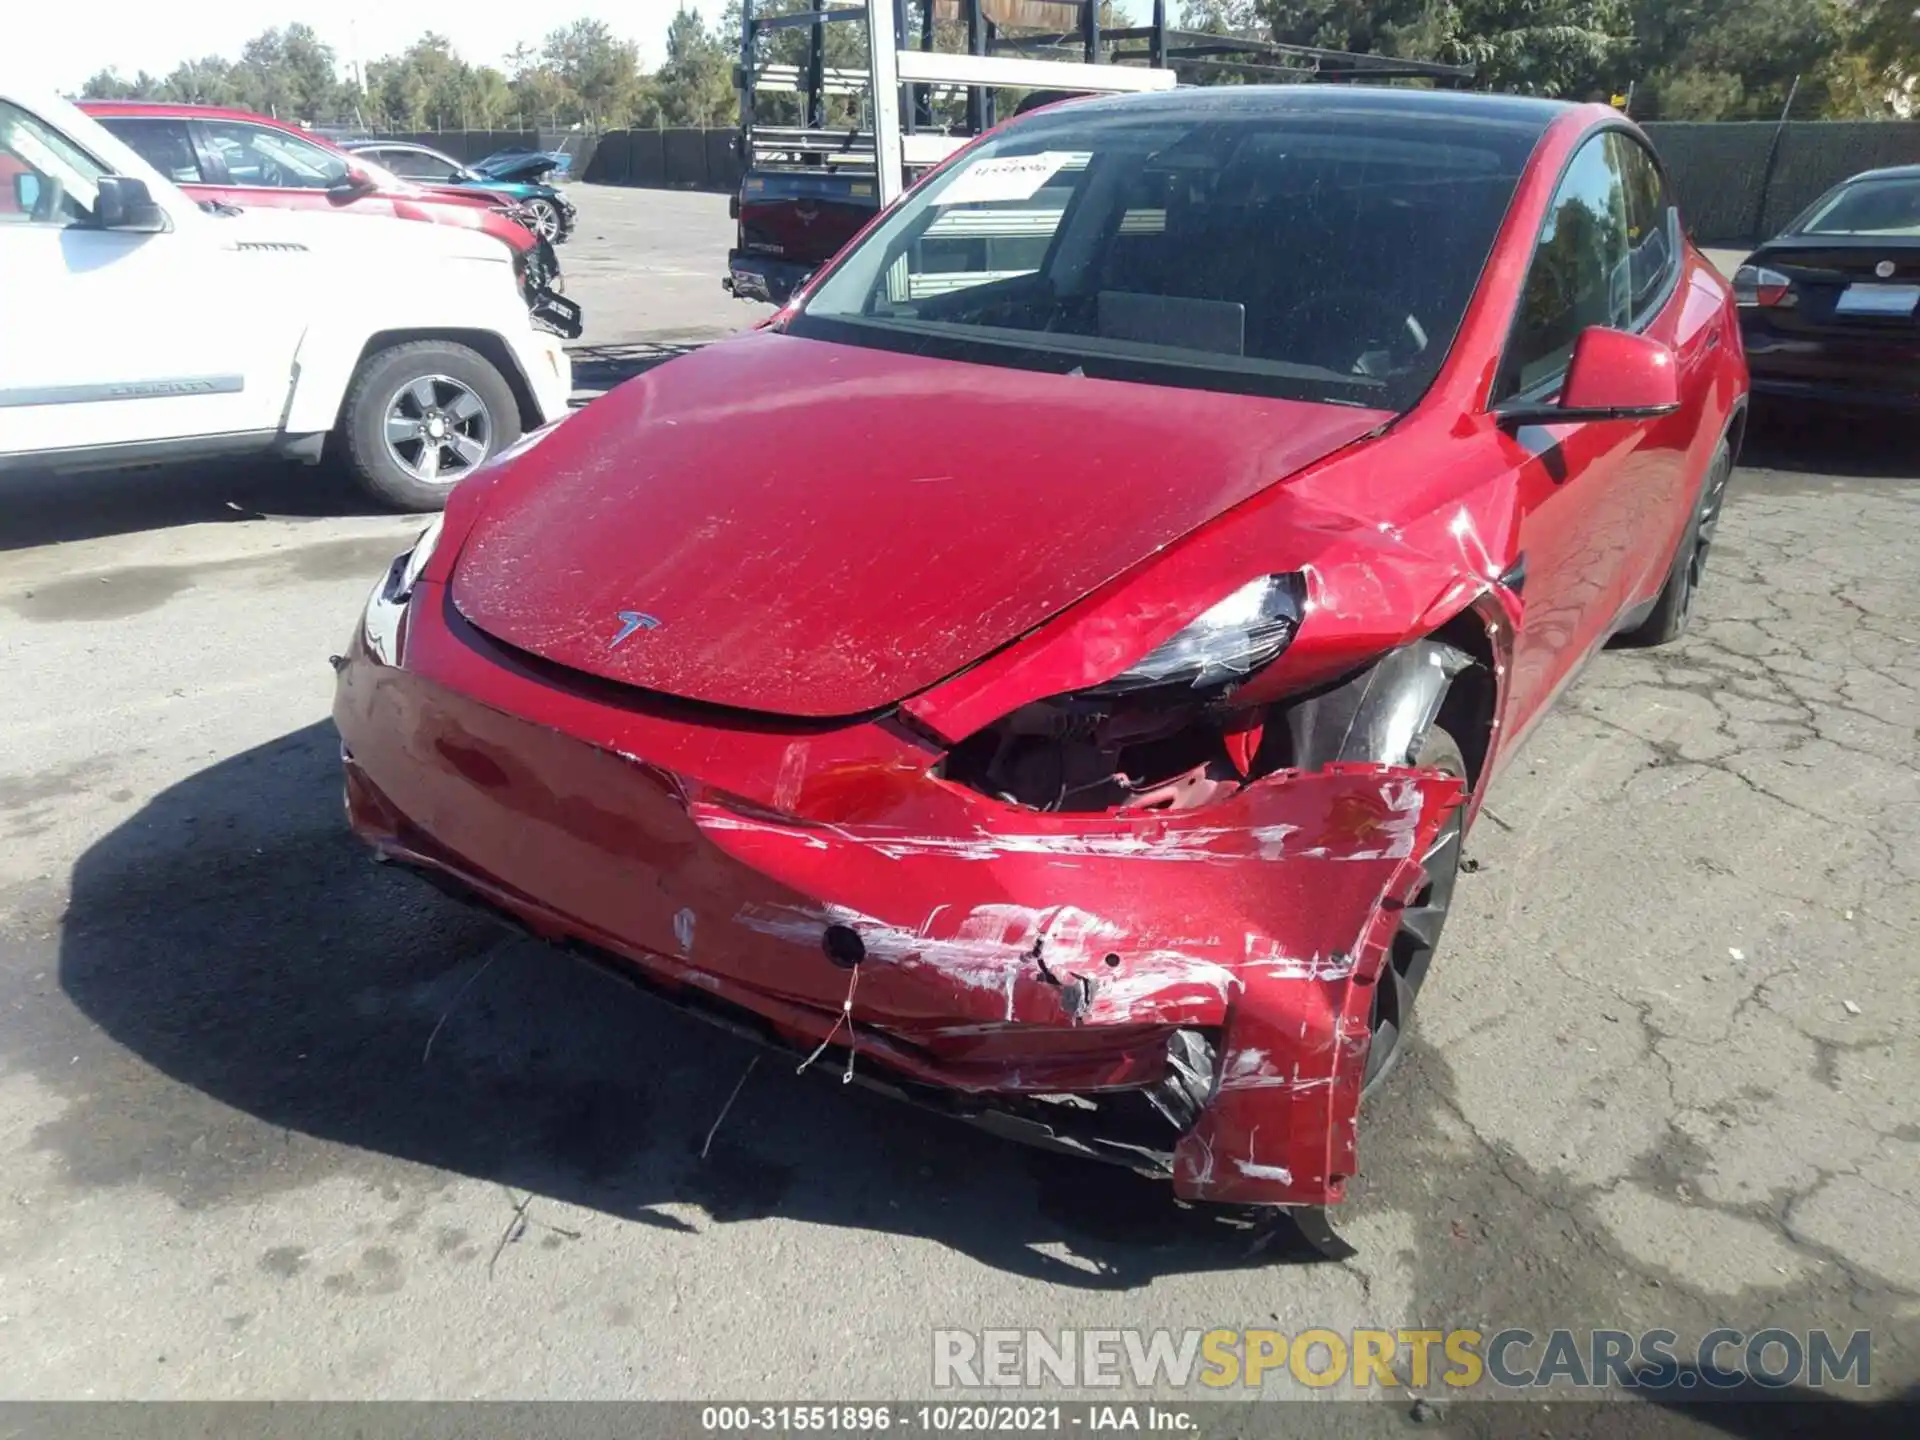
[0,100,107,227]
[200,121,347,190]
[99,118,202,185]
[395,151,462,182]
[1612,133,1677,322]
[1502,136,1632,397]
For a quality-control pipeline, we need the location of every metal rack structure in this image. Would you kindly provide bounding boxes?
[737,1,1475,204]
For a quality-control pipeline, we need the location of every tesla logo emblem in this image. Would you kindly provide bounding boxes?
[608,611,661,648]
[1877,261,1898,278]
[795,202,818,226]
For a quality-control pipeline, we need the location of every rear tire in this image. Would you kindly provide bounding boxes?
[1619,436,1733,648]
[1362,725,1466,1097]
[340,341,520,512]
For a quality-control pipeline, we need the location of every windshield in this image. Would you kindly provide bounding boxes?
[1799,176,1920,238]
[792,96,1541,410]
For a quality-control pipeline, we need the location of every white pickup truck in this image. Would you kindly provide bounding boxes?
[0,85,573,510]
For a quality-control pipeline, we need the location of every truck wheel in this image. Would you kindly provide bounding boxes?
[341,341,521,512]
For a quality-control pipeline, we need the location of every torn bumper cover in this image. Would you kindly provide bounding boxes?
[334,621,1463,1210]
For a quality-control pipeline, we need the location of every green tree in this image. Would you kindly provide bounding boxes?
[361,33,513,129]
[505,42,575,127]
[1251,0,1628,95]
[1180,0,1262,30]
[237,24,347,119]
[1442,0,1631,96]
[158,56,251,108]
[539,18,647,125]
[653,8,737,125]
[80,69,165,100]
[1619,0,1881,119]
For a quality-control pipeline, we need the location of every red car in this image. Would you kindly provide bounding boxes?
[334,87,1747,1250]
[77,101,578,335]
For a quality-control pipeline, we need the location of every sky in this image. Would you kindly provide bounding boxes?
[27,1,694,92]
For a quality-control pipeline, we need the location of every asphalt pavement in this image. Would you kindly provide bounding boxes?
[0,187,1912,1418]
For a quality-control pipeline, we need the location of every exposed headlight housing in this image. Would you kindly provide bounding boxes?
[1084,574,1306,696]
[356,417,569,666]
[361,516,444,667]
[943,574,1308,812]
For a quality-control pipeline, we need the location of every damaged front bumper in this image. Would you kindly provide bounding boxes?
[333,602,1464,1212]
[518,237,583,339]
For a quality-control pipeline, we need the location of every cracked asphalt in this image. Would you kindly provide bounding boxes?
[0,188,1913,1421]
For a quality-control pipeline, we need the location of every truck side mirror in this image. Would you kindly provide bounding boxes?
[92,175,167,233]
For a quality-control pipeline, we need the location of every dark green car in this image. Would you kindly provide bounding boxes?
[341,139,575,244]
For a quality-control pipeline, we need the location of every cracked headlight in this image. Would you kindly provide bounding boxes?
[361,515,444,667]
[1086,574,1306,696]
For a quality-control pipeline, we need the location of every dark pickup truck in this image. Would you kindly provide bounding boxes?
[722,2,1476,307]
[727,166,879,305]
[723,0,1093,306]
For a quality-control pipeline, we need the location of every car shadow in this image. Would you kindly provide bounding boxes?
[567,339,701,398]
[1628,1373,1918,1440]
[0,342,700,553]
[1738,404,1920,486]
[0,457,382,553]
[47,720,1339,1288]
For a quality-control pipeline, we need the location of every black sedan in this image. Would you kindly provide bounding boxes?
[1735,165,1920,410]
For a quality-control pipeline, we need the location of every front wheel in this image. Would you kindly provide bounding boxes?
[1362,725,1467,1097]
[522,198,563,244]
[339,341,521,512]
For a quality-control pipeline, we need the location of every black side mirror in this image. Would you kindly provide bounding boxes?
[92,175,167,233]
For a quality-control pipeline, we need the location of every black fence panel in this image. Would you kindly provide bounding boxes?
[1641,123,1775,247]
[630,130,668,188]
[1763,122,1920,236]
[583,130,631,184]
[1645,120,1920,246]
[661,129,711,188]
[705,129,744,192]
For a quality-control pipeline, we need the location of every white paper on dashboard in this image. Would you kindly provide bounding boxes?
[934,152,1074,207]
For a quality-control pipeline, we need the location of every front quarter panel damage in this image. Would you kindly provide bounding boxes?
[337,624,1464,1210]
[691,760,1466,1207]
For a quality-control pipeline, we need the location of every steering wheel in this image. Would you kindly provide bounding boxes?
[1277,288,1429,377]
[257,156,288,188]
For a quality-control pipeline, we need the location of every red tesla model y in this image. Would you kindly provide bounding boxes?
[333,86,1748,1249]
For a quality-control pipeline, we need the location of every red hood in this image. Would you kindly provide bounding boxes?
[449,334,1389,717]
